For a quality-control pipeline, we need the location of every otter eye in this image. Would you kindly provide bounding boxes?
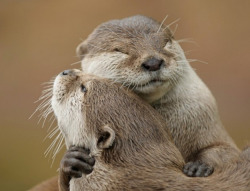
[113,48,128,55]
[81,84,87,93]
[114,48,120,52]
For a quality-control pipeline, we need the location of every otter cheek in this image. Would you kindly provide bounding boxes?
[82,53,128,78]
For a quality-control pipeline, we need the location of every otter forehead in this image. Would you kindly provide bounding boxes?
[86,15,172,54]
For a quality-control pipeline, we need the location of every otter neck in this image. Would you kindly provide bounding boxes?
[99,123,184,169]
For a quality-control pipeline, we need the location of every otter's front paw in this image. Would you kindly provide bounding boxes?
[183,161,214,177]
[60,146,95,179]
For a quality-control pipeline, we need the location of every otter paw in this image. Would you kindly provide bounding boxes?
[60,146,95,178]
[183,161,214,177]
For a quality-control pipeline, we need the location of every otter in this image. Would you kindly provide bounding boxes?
[53,69,249,191]
[76,15,240,176]
[29,176,59,191]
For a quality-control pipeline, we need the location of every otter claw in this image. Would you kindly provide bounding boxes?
[60,147,95,178]
[183,161,214,177]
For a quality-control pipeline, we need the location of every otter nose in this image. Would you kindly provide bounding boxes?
[61,69,74,76]
[142,58,164,71]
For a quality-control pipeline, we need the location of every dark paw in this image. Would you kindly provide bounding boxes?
[60,146,95,179]
[183,161,214,177]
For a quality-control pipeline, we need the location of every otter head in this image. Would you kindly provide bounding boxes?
[77,15,189,103]
[52,69,171,162]
[51,69,116,155]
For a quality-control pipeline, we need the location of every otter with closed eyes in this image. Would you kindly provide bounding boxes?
[53,69,249,191]
[76,15,240,177]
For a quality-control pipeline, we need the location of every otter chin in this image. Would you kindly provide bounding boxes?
[51,69,250,191]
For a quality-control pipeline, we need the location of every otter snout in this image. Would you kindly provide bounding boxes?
[141,57,164,71]
[61,69,72,76]
[61,69,80,76]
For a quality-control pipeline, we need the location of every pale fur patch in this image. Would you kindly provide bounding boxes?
[81,40,196,104]
[52,74,98,153]
[82,52,128,80]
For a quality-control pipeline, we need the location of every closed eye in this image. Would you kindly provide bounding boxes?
[113,48,128,55]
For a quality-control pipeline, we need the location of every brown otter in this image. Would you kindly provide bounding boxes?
[29,176,58,191]
[76,15,240,176]
[53,69,249,191]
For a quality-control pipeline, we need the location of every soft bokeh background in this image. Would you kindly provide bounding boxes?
[1,0,250,190]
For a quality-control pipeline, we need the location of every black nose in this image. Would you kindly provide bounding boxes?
[61,70,72,76]
[142,58,164,71]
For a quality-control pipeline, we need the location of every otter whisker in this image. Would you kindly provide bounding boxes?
[187,59,208,65]
[37,107,51,122]
[71,60,82,66]
[40,107,53,128]
[176,38,197,46]
[176,59,208,65]
[39,89,53,97]
[131,82,138,91]
[43,126,59,142]
[49,127,60,140]
[51,141,65,167]
[29,92,52,119]
[35,100,52,117]
[29,100,50,119]
[44,132,62,157]
[41,86,54,92]
[42,78,55,85]
[41,105,53,118]
[52,134,64,158]
[48,113,55,122]
[172,24,179,36]
[47,115,56,130]
[47,118,56,132]
[163,18,180,32]
[157,15,169,33]
[38,93,52,104]
[183,49,196,55]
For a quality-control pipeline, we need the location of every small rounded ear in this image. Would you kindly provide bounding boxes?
[76,40,88,59]
[97,125,115,149]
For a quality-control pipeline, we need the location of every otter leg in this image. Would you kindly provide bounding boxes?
[183,161,213,177]
[59,146,95,191]
[183,143,240,177]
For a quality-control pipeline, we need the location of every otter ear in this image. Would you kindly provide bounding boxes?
[97,125,115,149]
[76,40,88,59]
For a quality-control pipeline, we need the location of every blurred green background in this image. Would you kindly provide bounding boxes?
[1,0,250,190]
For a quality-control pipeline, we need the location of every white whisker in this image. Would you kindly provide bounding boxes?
[71,60,82,66]
[163,18,180,31]
[157,15,168,33]
[43,126,59,142]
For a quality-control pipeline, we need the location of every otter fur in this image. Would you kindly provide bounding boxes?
[76,15,240,176]
[29,176,58,191]
[52,70,250,191]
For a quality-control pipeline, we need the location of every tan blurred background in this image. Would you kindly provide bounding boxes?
[0,0,250,190]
